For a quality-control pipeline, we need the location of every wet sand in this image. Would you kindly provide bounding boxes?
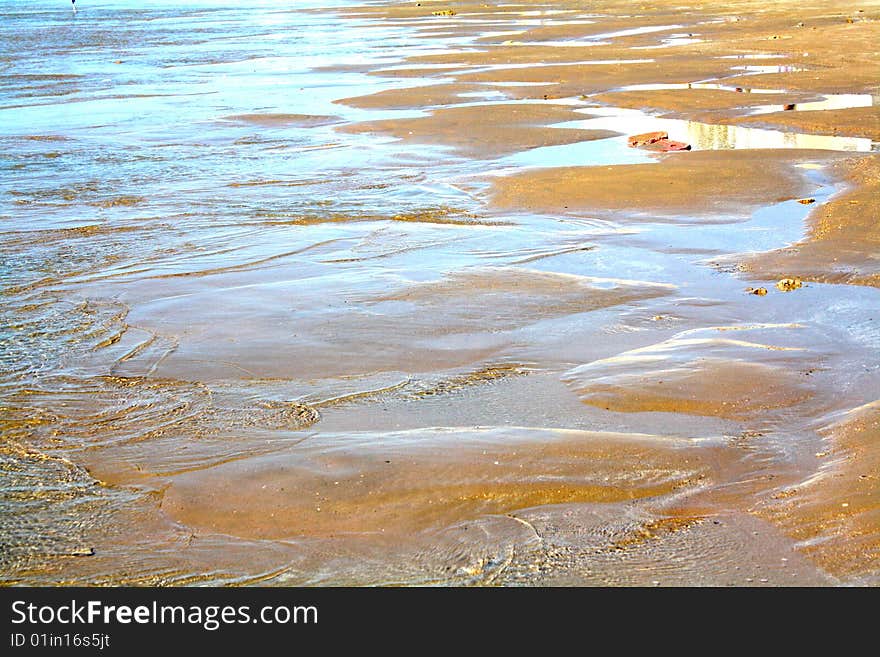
[740,153,880,287]
[340,103,620,157]
[1,0,879,586]
[490,148,830,214]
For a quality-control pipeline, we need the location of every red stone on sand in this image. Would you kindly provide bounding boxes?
[642,138,692,152]
[627,131,668,147]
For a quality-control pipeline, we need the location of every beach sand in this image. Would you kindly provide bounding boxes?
[2,0,878,586]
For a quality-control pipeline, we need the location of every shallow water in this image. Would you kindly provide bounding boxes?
[2,1,879,586]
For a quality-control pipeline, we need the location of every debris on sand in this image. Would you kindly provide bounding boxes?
[60,547,95,557]
[798,197,816,204]
[432,9,456,16]
[643,139,692,152]
[775,278,803,292]
[628,131,691,152]
[628,131,668,147]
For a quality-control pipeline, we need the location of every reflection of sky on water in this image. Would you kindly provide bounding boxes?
[504,104,874,171]
[632,34,704,49]
[749,93,874,116]
[730,64,805,74]
[718,54,787,60]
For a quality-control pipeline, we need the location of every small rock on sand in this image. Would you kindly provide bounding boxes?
[628,131,691,152]
[775,278,803,292]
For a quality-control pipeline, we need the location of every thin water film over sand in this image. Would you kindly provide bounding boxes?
[1,0,879,586]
